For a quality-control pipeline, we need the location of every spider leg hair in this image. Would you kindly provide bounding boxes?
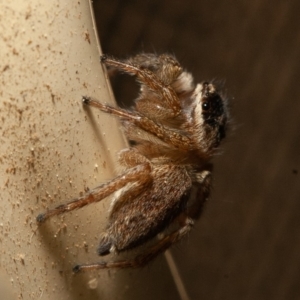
[100,55,181,116]
[82,96,193,150]
[36,162,151,223]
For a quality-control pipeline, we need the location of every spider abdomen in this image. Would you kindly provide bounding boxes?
[99,164,192,254]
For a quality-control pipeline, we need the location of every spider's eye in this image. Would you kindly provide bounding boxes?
[202,101,210,111]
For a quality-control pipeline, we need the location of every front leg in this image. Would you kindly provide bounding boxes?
[101,55,182,117]
[125,53,182,85]
[83,97,193,150]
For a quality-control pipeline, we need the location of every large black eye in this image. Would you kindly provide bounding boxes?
[202,93,225,128]
[202,101,210,111]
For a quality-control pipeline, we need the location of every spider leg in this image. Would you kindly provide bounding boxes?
[73,216,194,272]
[83,97,193,150]
[36,162,151,223]
[101,55,181,117]
[187,169,212,220]
[125,53,182,85]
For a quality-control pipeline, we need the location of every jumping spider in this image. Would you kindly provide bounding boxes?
[37,53,228,272]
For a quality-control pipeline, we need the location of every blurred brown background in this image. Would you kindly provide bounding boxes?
[93,1,300,299]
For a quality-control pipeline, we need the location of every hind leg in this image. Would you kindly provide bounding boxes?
[73,216,194,272]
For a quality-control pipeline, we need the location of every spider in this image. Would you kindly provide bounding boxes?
[36,53,228,272]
